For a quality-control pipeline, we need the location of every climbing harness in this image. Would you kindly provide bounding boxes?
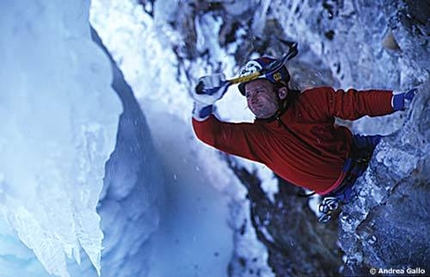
[317,135,381,223]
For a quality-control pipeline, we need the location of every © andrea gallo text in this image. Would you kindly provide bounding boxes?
[370,267,426,275]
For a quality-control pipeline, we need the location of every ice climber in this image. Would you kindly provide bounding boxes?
[190,54,417,222]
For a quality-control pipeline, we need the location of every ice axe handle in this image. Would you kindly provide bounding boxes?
[197,71,260,95]
[226,43,298,85]
[196,43,298,94]
[195,80,231,95]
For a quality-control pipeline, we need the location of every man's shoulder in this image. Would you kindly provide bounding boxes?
[290,86,334,117]
[297,86,334,102]
[301,86,333,94]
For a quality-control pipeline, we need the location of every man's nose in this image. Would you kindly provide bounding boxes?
[249,94,258,102]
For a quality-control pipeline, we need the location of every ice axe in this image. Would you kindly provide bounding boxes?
[196,42,298,95]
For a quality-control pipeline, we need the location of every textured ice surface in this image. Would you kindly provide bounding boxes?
[0,1,121,276]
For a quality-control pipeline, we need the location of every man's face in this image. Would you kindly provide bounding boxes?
[244,79,279,119]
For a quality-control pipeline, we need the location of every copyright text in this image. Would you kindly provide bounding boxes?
[369,267,426,275]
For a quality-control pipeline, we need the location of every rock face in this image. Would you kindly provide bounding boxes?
[339,85,430,275]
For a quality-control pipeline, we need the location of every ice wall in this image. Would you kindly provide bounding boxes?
[92,28,164,277]
[0,1,122,277]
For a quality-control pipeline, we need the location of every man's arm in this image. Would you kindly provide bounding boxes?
[190,73,264,162]
[305,87,417,121]
[329,87,394,119]
[192,115,265,163]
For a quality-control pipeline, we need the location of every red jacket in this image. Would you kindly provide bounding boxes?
[192,87,395,193]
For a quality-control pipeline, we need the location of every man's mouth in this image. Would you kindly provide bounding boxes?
[251,104,263,114]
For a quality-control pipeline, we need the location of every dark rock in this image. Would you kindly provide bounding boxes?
[226,156,342,277]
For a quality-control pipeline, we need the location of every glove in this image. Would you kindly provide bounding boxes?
[192,73,229,106]
[191,73,229,121]
[392,88,417,111]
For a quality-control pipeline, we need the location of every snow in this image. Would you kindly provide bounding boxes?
[143,107,233,277]
[90,0,275,275]
[0,1,121,277]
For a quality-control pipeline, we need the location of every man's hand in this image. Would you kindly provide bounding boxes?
[192,73,229,105]
[191,73,229,121]
[392,88,418,111]
[404,88,417,108]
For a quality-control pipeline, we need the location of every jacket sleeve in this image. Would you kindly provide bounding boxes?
[192,115,265,163]
[305,87,395,121]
